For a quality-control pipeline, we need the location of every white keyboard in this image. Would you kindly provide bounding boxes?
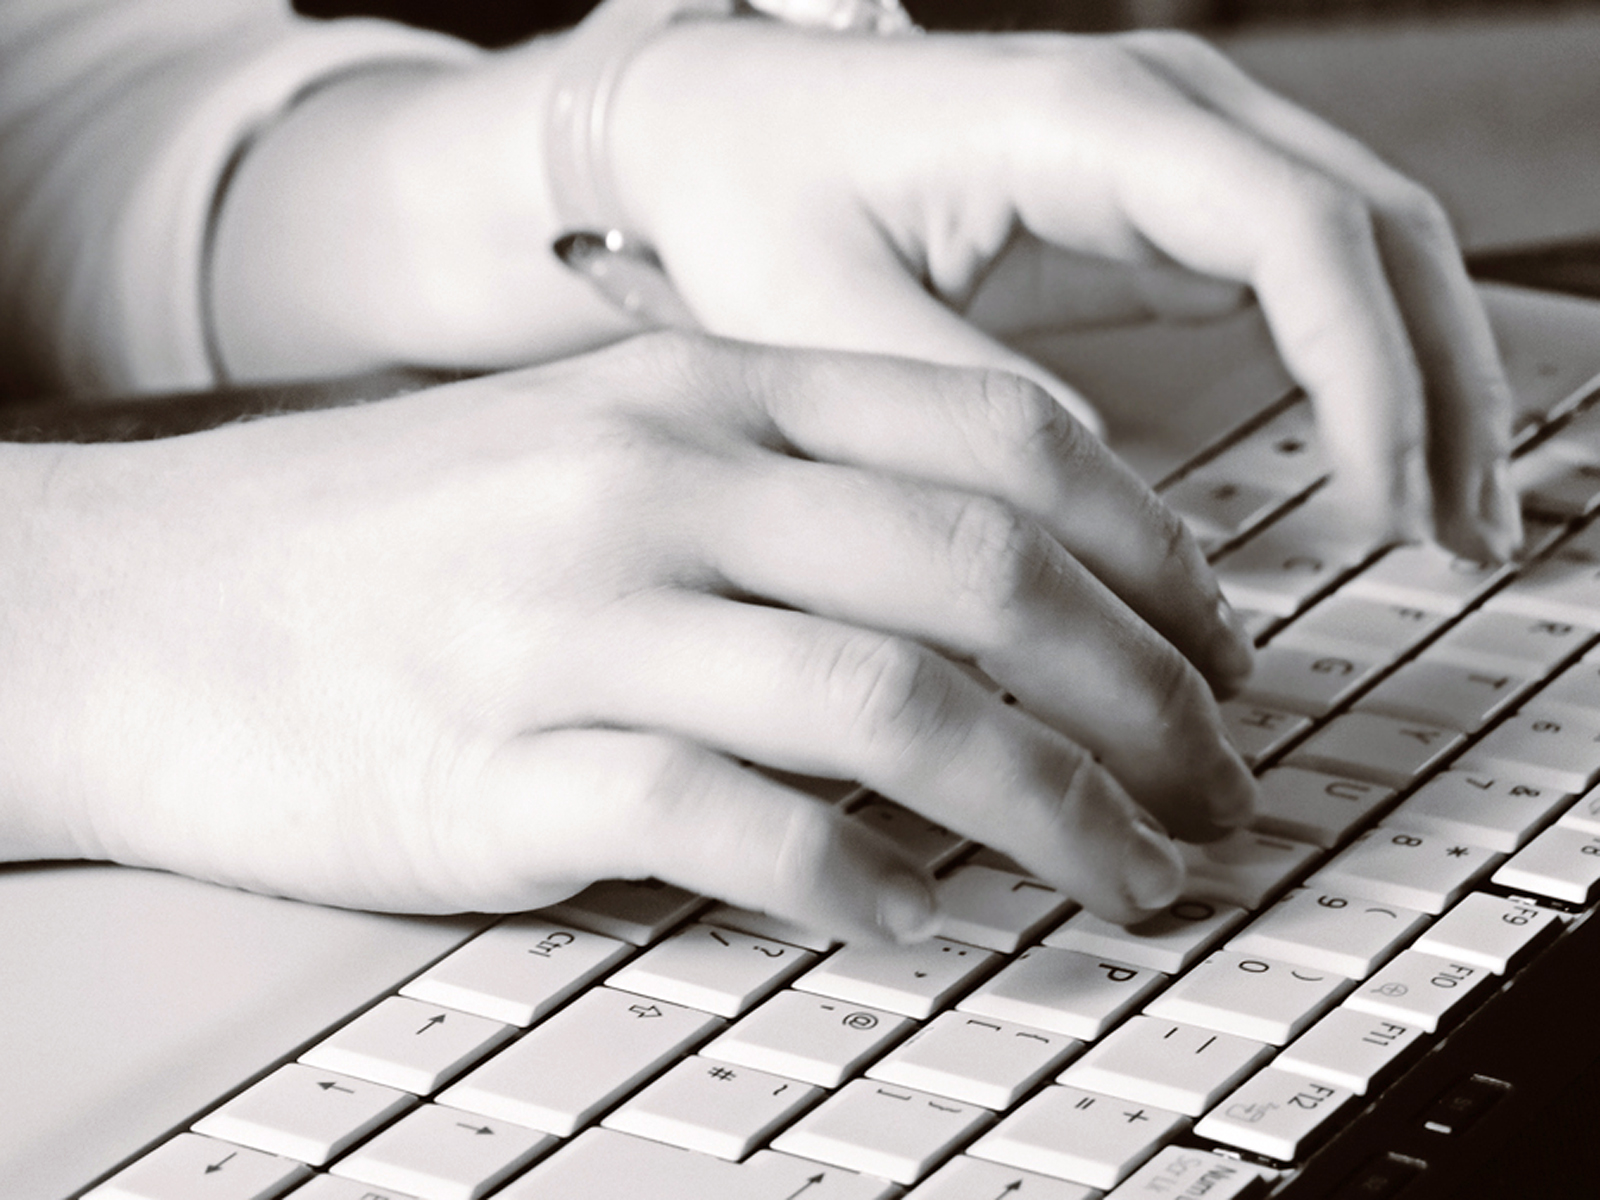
[85,364,1600,1200]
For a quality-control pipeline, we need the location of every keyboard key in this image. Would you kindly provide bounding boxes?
[1145,951,1350,1044]
[1344,542,1509,614]
[1560,783,1600,834]
[1274,596,1445,661]
[868,1011,1082,1110]
[742,1152,901,1199]
[1492,823,1600,904]
[934,865,1076,954]
[909,1156,1100,1200]
[1524,654,1600,721]
[1308,827,1503,914]
[193,1064,412,1166]
[300,996,516,1094]
[846,797,970,872]
[539,879,706,945]
[1059,1016,1271,1116]
[1253,768,1393,850]
[1105,1144,1275,1200]
[1458,711,1600,793]
[330,1104,553,1200]
[969,1085,1187,1190]
[439,987,720,1136]
[1428,610,1593,676]
[1276,1008,1427,1095]
[1485,555,1600,627]
[602,1055,821,1160]
[400,918,631,1027]
[702,904,839,953]
[1218,702,1310,767]
[1412,892,1563,973]
[1387,769,1569,853]
[797,938,998,1020]
[607,923,814,1018]
[1194,1068,1353,1161]
[958,947,1165,1041]
[1288,711,1463,789]
[703,989,911,1088]
[1354,659,1530,733]
[1239,645,1383,717]
[279,1175,421,1200]
[87,1133,311,1200]
[1342,952,1493,1032]
[1202,402,1330,495]
[1163,472,1289,545]
[1044,898,1247,974]
[1227,886,1428,978]
[1180,831,1322,910]
[1510,438,1600,518]
[1211,499,1365,618]
[770,1079,994,1185]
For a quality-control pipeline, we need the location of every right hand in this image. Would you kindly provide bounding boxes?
[0,334,1257,934]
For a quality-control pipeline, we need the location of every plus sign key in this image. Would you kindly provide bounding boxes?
[970,1084,1188,1189]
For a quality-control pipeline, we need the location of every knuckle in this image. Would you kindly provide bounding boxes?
[1140,640,1214,739]
[945,494,1049,638]
[1120,27,1220,70]
[1289,174,1378,251]
[978,369,1079,460]
[634,735,719,815]
[822,633,958,769]
[1384,179,1456,249]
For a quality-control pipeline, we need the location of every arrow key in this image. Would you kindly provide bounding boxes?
[192,1063,413,1167]
[301,995,517,1095]
[85,1132,310,1200]
[332,1102,555,1200]
[905,1153,1100,1198]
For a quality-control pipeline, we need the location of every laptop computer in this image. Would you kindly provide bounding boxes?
[8,276,1600,1200]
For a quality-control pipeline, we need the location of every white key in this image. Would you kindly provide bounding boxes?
[847,797,969,871]
[770,1079,994,1185]
[1344,542,1509,614]
[1239,645,1383,717]
[1561,781,1600,833]
[1218,702,1310,767]
[1428,610,1593,676]
[1276,1008,1427,1095]
[87,1134,311,1200]
[331,1104,554,1200]
[1202,403,1329,495]
[797,938,998,1020]
[1458,711,1600,793]
[1387,769,1569,853]
[702,904,839,953]
[1164,472,1289,544]
[300,997,516,1095]
[1412,892,1563,973]
[607,923,814,1018]
[703,989,911,1088]
[539,878,706,945]
[1227,886,1428,978]
[868,1011,1082,1110]
[1309,827,1503,914]
[1212,499,1364,618]
[1492,823,1600,904]
[400,918,631,1027]
[602,1056,821,1161]
[1485,555,1600,627]
[1510,438,1600,518]
[1274,596,1445,661]
[1105,1145,1275,1200]
[1145,951,1350,1045]
[439,987,720,1136]
[1194,1069,1353,1161]
[1354,659,1530,733]
[283,1178,420,1200]
[958,947,1165,1041]
[909,1156,1100,1200]
[1253,768,1393,850]
[742,1154,902,1200]
[1287,712,1462,789]
[1525,655,1600,721]
[193,1064,412,1167]
[969,1085,1187,1190]
[1180,831,1322,910]
[1044,898,1247,974]
[934,865,1076,954]
[1059,1016,1271,1117]
[1342,952,1493,1032]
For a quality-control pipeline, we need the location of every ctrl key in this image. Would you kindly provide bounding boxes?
[1195,1068,1354,1162]
[86,1133,310,1200]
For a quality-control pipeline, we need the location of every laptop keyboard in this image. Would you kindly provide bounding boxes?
[87,364,1600,1200]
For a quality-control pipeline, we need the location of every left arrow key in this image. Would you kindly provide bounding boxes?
[193,1063,414,1167]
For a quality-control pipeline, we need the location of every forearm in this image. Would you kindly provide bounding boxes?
[209,40,640,382]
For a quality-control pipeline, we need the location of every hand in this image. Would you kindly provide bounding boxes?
[0,336,1256,931]
[609,24,1521,561]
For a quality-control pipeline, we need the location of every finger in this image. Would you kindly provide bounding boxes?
[467,729,942,942]
[686,339,1254,694]
[560,596,1189,923]
[1121,32,1520,560]
[692,465,1255,836]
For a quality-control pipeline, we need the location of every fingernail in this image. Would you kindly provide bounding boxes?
[1210,594,1256,688]
[1123,814,1186,912]
[877,870,942,944]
